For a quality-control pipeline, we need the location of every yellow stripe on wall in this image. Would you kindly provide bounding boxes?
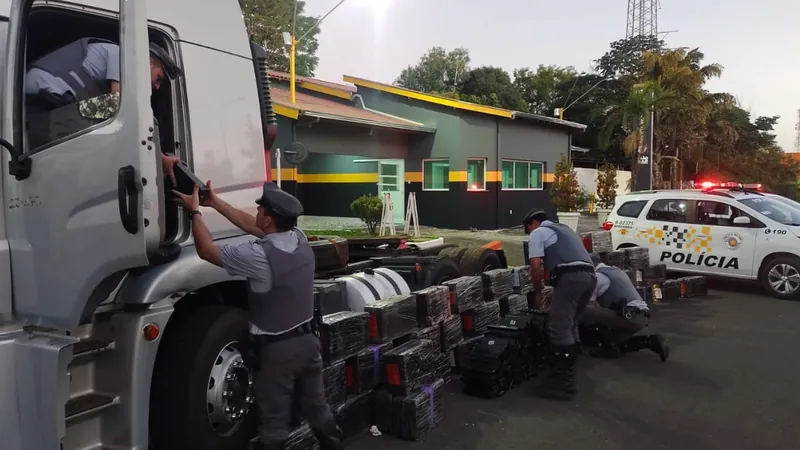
[403,171,552,183]
[405,172,422,182]
[270,170,556,184]
[270,168,298,181]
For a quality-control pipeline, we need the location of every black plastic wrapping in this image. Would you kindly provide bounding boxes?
[453,335,483,374]
[461,300,500,337]
[589,231,614,254]
[662,279,681,302]
[321,311,369,365]
[313,280,349,316]
[461,335,515,398]
[286,423,319,450]
[643,263,667,283]
[481,268,515,301]
[441,276,483,313]
[680,275,708,297]
[414,325,440,350]
[440,314,463,351]
[333,392,373,438]
[414,285,451,327]
[601,250,626,268]
[365,294,418,345]
[624,247,650,270]
[432,352,451,384]
[346,342,392,395]
[499,294,528,317]
[384,339,439,396]
[511,266,533,295]
[373,378,445,441]
[589,252,602,266]
[486,313,539,382]
[323,360,347,407]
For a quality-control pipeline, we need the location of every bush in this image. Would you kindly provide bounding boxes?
[350,194,383,235]
[549,156,581,212]
[596,162,619,210]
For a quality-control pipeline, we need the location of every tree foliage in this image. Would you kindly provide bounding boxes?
[350,194,383,235]
[513,65,577,115]
[241,0,320,77]
[596,162,619,209]
[550,156,582,212]
[395,47,471,93]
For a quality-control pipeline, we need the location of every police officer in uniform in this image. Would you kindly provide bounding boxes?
[173,181,345,450]
[580,263,670,362]
[523,209,597,400]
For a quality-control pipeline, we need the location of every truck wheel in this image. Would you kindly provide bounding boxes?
[424,257,462,286]
[760,256,800,300]
[309,236,349,270]
[437,246,469,264]
[419,243,458,256]
[459,247,502,276]
[150,305,256,450]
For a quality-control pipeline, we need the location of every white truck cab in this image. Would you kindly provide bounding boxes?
[0,1,279,449]
[605,186,800,300]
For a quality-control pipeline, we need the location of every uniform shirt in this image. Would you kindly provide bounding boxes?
[218,228,311,335]
[593,263,649,311]
[25,43,121,96]
[527,220,593,268]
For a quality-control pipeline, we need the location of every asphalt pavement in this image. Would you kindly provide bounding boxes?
[349,282,800,450]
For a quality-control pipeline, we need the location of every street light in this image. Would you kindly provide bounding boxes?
[555,76,610,120]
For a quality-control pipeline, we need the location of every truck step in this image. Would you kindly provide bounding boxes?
[73,338,114,357]
[65,393,117,420]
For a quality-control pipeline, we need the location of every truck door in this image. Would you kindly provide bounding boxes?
[1,0,160,329]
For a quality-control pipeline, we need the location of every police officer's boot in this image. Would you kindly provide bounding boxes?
[620,334,670,362]
[537,343,580,401]
[312,420,346,450]
[588,327,622,359]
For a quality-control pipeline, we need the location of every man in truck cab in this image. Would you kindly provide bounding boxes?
[172,181,345,450]
[25,38,183,182]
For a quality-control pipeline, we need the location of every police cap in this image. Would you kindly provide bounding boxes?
[256,182,304,218]
[149,43,183,80]
[522,209,548,226]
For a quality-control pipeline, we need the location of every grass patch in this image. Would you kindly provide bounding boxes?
[304,229,439,241]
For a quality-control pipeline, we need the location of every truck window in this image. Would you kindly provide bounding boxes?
[646,199,689,223]
[616,200,648,218]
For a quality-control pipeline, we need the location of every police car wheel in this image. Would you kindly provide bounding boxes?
[150,305,255,450]
[760,256,800,300]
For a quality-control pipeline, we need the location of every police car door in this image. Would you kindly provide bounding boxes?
[692,199,757,278]
[1,0,160,330]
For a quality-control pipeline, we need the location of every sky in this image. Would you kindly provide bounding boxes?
[303,0,800,153]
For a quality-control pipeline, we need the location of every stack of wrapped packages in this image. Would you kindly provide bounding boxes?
[441,276,500,340]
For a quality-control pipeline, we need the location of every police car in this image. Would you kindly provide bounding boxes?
[603,182,800,300]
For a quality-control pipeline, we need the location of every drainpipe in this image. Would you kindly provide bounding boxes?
[495,119,501,229]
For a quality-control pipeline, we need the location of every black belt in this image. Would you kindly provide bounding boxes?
[553,264,595,276]
[252,322,314,345]
[620,306,650,320]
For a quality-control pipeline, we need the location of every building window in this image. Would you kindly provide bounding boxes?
[423,159,450,191]
[467,158,486,191]
[501,160,543,190]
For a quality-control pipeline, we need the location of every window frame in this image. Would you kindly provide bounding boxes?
[501,159,544,191]
[615,200,649,218]
[466,157,487,191]
[422,158,450,192]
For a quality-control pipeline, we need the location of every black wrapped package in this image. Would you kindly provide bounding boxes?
[499,294,528,317]
[414,285,451,327]
[461,300,500,337]
[313,280,349,316]
[334,392,373,438]
[680,275,708,298]
[453,335,483,373]
[365,294,418,345]
[414,325,441,351]
[461,335,516,398]
[286,423,319,450]
[481,268,515,301]
[662,279,681,302]
[486,314,538,383]
[441,276,483,313]
[511,266,533,295]
[323,360,347,407]
[384,339,439,396]
[320,311,369,365]
[589,252,602,266]
[440,314,463,351]
[374,379,445,441]
[624,247,650,270]
[601,250,626,268]
[643,263,667,282]
[346,342,392,395]
[589,231,613,254]
[432,352,452,384]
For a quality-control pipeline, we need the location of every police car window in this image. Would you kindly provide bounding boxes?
[646,199,688,223]
[738,197,800,226]
[616,200,648,218]
[695,201,747,227]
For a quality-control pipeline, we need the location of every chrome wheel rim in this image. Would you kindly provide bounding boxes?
[768,264,800,295]
[206,341,255,436]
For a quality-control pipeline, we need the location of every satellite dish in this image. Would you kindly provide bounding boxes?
[282,141,309,165]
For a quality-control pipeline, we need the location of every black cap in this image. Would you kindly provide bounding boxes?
[256,182,304,218]
[522,209,548,226]
[149,43,182,80]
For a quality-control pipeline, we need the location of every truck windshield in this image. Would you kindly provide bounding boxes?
[739,197,800,226]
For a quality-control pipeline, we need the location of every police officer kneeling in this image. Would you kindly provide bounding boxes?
[524,209,597,400]
[173,181,344,450]
[580,263,670,362]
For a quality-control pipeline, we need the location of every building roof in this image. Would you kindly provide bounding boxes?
[270,86,435,134]
[342,75,587,132]
[268,70,356,100]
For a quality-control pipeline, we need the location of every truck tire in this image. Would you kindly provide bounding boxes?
[760,255,800,300]
[424,257,462,286]
[437,246,469,264]
[459,247,503,276]
[309,236,349,270]
[419,243,458,256]
[150,305,255,450]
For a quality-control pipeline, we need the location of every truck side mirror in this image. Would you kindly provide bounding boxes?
[733,216,750,225]
[77,92,120,121]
